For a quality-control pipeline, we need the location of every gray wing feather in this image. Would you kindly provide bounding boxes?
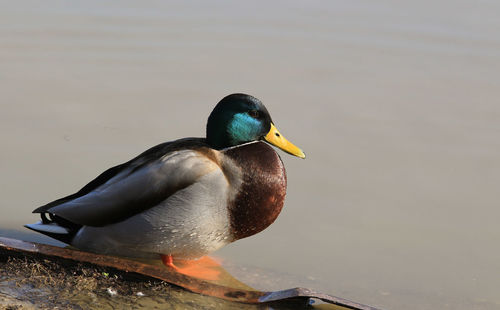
[47,150,219,226]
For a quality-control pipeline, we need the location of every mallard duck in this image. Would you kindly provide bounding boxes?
[26,93,305,269]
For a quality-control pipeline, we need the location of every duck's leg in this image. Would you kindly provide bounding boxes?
[161,254,176,268]
[160,254,221,281]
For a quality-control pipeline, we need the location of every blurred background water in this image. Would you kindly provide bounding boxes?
[1,1,499,309]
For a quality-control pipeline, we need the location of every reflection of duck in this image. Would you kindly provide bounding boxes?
[26,93,305,272]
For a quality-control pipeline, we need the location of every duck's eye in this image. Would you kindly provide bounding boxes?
[248,110,260,118]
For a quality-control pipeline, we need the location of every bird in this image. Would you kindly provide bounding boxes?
[25,93,305,278]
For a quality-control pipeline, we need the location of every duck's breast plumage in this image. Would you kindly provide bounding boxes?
[221,141,287,240]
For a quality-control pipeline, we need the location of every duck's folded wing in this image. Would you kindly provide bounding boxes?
[39,150,219,227]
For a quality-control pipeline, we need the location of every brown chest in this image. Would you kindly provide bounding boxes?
[222,142,287,240]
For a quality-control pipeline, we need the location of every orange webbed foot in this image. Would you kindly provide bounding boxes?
[161,254,221,281]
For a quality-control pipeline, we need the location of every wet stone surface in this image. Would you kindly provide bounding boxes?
[0,256,271,310]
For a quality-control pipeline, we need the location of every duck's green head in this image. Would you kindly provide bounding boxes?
[206,93,305,158]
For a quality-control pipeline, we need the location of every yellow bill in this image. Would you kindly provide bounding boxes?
[264,123,306,159]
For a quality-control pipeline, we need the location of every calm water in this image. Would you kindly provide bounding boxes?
[1,1,499,309]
